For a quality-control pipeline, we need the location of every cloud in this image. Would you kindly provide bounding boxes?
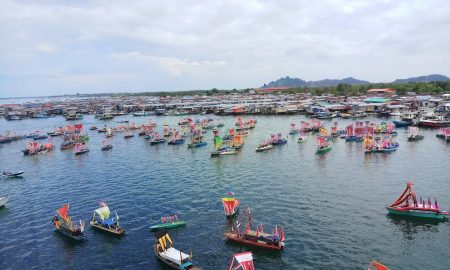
[0,0,449,97]
[36,42,58,53]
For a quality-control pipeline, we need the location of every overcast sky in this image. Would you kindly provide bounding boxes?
[0,0,449,97]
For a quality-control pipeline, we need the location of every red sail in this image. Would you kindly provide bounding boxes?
[57,204,70,221]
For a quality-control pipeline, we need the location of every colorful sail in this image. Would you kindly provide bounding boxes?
[57,204,70,221]
[95,206,110,220]
[368,261,389,270]
[228,252,254,270]
[223,197,240,216]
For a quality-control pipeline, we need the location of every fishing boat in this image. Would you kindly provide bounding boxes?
[187,130,207,148]
[368,261,389,270]
[227,252,254,270]
[22,141,54,155]
[435,128,450,142]
[154,229,201,270]
[417,115,450,128]
[101,140,113,150]
[289,123,299,135]
[65,112,83,121]
[60,140,74,150]
[0,196,9,208]
[96,112,114,120]
[168,132,184,145]
[386,182,449,220]
[33,133,48,140]
[51,204,86,241]
[74,142,89,155]
[222,191,240,218]
[256,140,273,152]
[90,201,124,235]
[124,131,134,139]
[270,133,287,145]
[315,136,331,154]
[150,133,166,145]
[150,215,186,231]
[364,137,397,154]
[2,170,24,178]
[407,126,424,141]
[132,111,152,116]
[225,207,285,250]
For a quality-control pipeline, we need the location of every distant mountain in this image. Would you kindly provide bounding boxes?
[261,76,369,88]
[261,74,449,88]
[393,74,450,84]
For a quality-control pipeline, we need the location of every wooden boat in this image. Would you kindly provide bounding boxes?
[435,128,450,142]
[89,126,98,131]
[271,133,287,145]
[2,171,24,178]
[124,133,134,139]
[187,141,207,148]
[316,136,331,154]
[386,182,449,220]
[52,204,86,241]
[256,144,273,152]
[211,147,237,157]
[364,147,396,154]
[101,140,113,150]
[0,196,9,207]
[225,207,285,250]
[228,252,254,270]
[187,131,207,148]
[33,134,48,140]
[22,141,54,155]
[74,143,89,155]
[60,140,74,150]
[150,215,186,231]
[222,192,240,218]
[154,229,201,270]
[168,136,185,145]
[90,202,124,235]
[407,126,424,141]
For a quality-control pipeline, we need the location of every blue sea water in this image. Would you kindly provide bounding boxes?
[0,115,449,270]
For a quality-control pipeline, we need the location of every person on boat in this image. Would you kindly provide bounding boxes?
[52,215,60,228]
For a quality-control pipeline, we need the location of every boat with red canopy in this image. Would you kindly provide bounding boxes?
[222,191,240,218]
[225,207,285,250]
[228,252,254,270]
[386,182,449,220]
[51,204,85,241]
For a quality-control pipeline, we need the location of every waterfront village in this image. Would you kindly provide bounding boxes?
[1,88,449,125]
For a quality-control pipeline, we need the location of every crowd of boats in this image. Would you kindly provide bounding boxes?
[1,174,447,270]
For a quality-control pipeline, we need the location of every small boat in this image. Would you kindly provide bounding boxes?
[2,170,24,178]
[386,182,449,220]
[225,207,285,250]
[297,134,308,143]
[168,133,185,145]
[407,126,424,141]
[222,191,240,218]
[101,140,113,150]
[211,147,237,157]
[393,120,412,127]
[52,204,86,241]
[187,131,207,148]
[150,215,186,231]
[74,143,89,155]
[0,196,10,207]
[33,133,48,140]
[256,138,274,152]
[124,132,134,139]
[154,229,201,270]
[368,261,389,270]
[90,201,124,235]
[315,136,331,154]
[60,140,74,150]
[364,137,397,154]
[271,133,287,145]
[435,128,450,142]
[65,112,83,121]
[228,252,254,270]
[132,111,152,117]
[89,126,98,131]
[150,133,167,145]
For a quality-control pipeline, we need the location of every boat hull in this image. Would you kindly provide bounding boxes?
[0,196,9,207]
[407,135,424,141]
[149,221,187,231]
[187,142,207,148]
[150,140,166,145]
[256,145,273,152]
[316,146,332,154]
[224,233,283,250]
[90,221,125,235]
[386,207,449,220]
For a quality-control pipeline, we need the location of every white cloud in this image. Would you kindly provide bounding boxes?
[36,42,58,54]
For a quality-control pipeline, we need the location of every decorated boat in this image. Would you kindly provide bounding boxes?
[150,215,186,231]
[315,136,331,154]
[227,134,244,150]
[60,139,74,150]
[270,133,287,145]
[150,132,167,145]
[65,112,83,121]
[51,204,85,241]
[211,146,238,157]
[345,124,356,142]
[124,131,134,139]
[101,140,113,150]
[90,201,124,235]
[222,191,240,218]
[2,170,24,178]
[154,229,201,270]
[289,123,299,135]
[74,142,89,155]
[386,182,449,220]
[256,140,273,152]
[225,207,285,250]
[168,132,185,145]
[407,126,424,141]
[364,137,397,153]
[435,128,450,142]
[187,130,207,148]
[227,252,254,270]
[22,141,54,155]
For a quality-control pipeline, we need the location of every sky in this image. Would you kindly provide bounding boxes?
[0,0,449,97]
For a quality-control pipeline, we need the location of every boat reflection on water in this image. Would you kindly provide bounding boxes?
[386,214,440,241]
